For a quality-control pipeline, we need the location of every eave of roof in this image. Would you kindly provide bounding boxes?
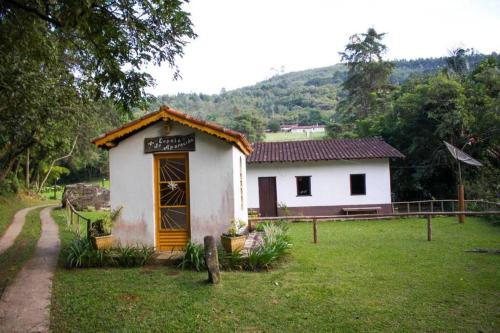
[91,106,253,155]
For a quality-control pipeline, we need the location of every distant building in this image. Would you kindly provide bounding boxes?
[280,124,325,133]
[246,138,404,216]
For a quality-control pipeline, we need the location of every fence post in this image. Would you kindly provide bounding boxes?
[407,202,410,213]
[427,215,432,241]
[430,201,433,212]
[441,201,444,212]
[87,219,91,239]
[418,202,421,212]
[313,219,318,244]
[458,185,465,224]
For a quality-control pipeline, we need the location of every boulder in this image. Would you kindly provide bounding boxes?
[62,183,110,211]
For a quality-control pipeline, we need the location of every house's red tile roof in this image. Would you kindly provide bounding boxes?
[247,138,404,163]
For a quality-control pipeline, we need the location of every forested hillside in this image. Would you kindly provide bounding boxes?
[149,54,490,128]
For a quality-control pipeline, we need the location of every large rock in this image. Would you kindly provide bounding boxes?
[62,183,110,211]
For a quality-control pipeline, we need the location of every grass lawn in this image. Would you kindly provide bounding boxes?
[264,131,327,142]
[0,207,42,295]
[50,212,500,332]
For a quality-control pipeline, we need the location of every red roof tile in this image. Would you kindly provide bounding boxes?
[247,138,404,163]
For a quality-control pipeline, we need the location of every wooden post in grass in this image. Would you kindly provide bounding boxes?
[313,219,318,244]
[427,215,432,241]
[204,236,221,284]
[458,184,465,224]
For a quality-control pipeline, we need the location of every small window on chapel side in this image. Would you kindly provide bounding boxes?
[296,176,311,196]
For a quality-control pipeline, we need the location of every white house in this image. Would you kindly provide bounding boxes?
[246,138,404,216]
[281,124,326,134]
[92,106,252,251]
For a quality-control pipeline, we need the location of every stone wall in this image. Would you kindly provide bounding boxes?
[62,183,110,211]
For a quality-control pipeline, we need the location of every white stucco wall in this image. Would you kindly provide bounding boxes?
[247,159,392,209]
[232,147,248,223]
[109,120,246,248]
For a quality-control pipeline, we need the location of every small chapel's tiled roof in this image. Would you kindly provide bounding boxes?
[247,138,404,163]
[92,106,253,155]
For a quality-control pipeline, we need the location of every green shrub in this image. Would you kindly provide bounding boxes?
[178,242,205,271]
[63,238,154,268]
[218,247,244,271]
[246,221,292,271]
[64,237,102,268]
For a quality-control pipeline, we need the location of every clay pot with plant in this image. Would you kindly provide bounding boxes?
[220,219,247,253]
[90,206,122,250]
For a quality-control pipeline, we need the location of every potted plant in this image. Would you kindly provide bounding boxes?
[90,206,122,250]
[220,219,247,253]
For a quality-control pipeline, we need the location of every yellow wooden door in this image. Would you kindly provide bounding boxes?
[155,153,190,251]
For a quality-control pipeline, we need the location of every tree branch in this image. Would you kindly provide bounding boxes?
[37,136,78,192]
[5,0,63,27]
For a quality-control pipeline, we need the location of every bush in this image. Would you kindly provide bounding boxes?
[218,247,244,271]
[64,237,106,268]
[113,245,156,267]
[179,221,291,272]
[247,221,291,270]
[63,237,155,268]
[178,242,205,271]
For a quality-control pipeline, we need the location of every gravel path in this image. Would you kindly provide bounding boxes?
[0,206,59,333]
[0,205,47,255]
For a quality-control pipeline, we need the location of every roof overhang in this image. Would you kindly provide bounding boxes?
[91,106,253,155]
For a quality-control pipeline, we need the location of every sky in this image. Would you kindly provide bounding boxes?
[146,0,500,96]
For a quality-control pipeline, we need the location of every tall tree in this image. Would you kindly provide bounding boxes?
[338,28,394,123]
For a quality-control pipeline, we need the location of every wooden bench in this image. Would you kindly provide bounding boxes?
[342,207,382,215]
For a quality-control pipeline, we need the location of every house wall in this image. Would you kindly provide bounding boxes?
[247,159,393,215]
[109,121,245,248]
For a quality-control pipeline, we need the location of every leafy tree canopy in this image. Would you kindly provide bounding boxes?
[0,0,196,190]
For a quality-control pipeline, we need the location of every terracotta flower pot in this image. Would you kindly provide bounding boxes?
[220,234,247,253]
[92,235,113,250]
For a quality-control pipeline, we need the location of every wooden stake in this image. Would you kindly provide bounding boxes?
[313,219,318,244]
[427,215,432,241]
[458,184,465,224]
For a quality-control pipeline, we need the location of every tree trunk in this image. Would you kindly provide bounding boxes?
[25,148,30,189]
[37,136,78,192]
[0,157,17,184]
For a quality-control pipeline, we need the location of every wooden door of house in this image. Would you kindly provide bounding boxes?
[258,177,278,217]
[155,153,190,251]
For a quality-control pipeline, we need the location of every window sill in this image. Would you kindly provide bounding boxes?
[297,194,312,197]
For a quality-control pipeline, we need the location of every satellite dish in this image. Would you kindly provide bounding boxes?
[444,141,482,167]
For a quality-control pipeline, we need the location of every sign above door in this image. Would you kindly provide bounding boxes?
[144,133,195,153]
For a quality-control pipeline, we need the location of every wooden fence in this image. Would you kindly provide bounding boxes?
[65,199,92,238]
[392,199,499,214]
[248,211,499,244]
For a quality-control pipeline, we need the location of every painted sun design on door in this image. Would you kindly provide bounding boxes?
[159,158,188,229]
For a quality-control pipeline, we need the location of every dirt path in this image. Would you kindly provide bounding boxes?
[0,206,60,333]
[0,205,48,255]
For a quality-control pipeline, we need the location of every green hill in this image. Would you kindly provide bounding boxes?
[149,54,490,128]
